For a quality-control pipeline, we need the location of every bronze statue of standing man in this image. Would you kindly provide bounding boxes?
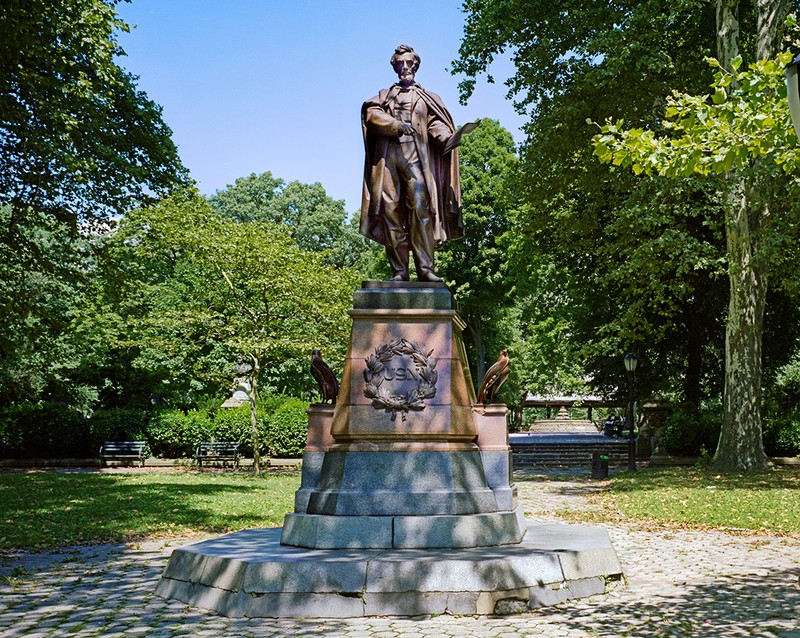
[360,45,465,282]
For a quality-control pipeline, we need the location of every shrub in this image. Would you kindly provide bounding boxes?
[146,410,186,458]
[763,417,800,457]
[259,393,294,415]
[87,408,149,451]
[182,410,214,452]
[211,406,268,457]
[660,405,721,457]
[265,398,309,458]
[0,403,89,458]
[146,409,213,458]
[141,396,308,459]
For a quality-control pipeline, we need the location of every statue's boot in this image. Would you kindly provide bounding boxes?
[411,212,441,282]
[385,231,410,281]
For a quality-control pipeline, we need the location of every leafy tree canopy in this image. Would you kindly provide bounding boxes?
[0,0,188,227]
[0,206,97,406]
[438,119,519,383]
[113,189,361,404]
[209,172,372,269]
[453,0,729,404]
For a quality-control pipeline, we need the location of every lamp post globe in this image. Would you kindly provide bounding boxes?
[785,54,800,139]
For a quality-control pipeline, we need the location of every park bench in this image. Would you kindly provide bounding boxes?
[196,441,240,468]
[99,441,147,467]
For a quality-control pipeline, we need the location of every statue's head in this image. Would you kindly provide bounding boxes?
[391,45,420,86]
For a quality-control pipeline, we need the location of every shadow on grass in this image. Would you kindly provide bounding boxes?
[608,466,800,493]
[0,472,301,551]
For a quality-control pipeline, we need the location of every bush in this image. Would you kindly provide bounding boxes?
[0,398,309,460]
[145,410,185,458]
[0,403,89,458]
[660,406,721,457]
[258,393,294,415]
[146,409,213,458]
[763,417,800,457]
[265,398,309,458]
[211,405,268,457]
[87,408,149,451]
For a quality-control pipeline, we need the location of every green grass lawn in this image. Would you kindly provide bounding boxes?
[597,466,800,536]
[3,466,799,552]
[0,470,300,551]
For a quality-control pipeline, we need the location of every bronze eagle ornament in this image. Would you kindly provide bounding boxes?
[477,349,510,405]
[311,348,339,404]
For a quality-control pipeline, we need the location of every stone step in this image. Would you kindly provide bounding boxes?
[513,450,626,459]
[513,456,628,469]
[526,420,600,434]
[510,437,630,468]
[512,449,628,456]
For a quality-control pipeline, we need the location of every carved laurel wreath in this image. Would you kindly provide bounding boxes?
[363,338,438,420]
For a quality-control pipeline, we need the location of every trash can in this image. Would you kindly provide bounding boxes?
[591,452,609,479]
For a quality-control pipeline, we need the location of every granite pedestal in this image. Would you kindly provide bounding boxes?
[157,282,624,616]
[281,281,526,550]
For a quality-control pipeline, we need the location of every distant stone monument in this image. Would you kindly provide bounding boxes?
[220,358,252,408]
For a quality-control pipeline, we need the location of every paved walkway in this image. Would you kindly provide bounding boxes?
[1,471,798,637]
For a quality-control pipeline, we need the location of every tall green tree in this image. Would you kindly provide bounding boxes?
[0,0,187,226]
[0,206,94,406]
[209,172,371,269]
[454,0,728,404]
[0,0,187,407]
[115,190,360,472]
[595,44,799,470]
[454,2,800,467]
[438,119,519,383]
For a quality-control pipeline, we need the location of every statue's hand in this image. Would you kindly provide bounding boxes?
[397,123,416,137]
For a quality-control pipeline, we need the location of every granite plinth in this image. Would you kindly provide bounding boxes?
[473,404,516,510]
[295,404,335,514]
[301,449,499,518]
[330,283,476,445]
[156,523,624,618]
[294,450,325,514]
[480,450,516,511]
[353,281,451,310]
[281,507,526,549]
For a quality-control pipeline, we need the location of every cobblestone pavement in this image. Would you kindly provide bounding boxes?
[1,471,798,637]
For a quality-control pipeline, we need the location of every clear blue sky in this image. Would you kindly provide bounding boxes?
[115,0,526,214]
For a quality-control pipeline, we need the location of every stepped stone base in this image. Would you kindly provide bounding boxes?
[299,449,501,518]
[281,507,526,549]
[156,523,623,618]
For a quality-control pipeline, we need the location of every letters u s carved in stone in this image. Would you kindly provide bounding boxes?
[363,338,437,420]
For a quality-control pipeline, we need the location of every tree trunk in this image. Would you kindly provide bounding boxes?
[755,0,790,60]
[716,0,740,68]
[249,357,261,475]
[711,0,786,471]
[714,177,770,471]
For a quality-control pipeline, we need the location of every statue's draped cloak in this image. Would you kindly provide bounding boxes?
[360,83,463,247]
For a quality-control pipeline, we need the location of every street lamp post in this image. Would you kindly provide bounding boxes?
[785,54,800,139]
[624,353,638,471]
